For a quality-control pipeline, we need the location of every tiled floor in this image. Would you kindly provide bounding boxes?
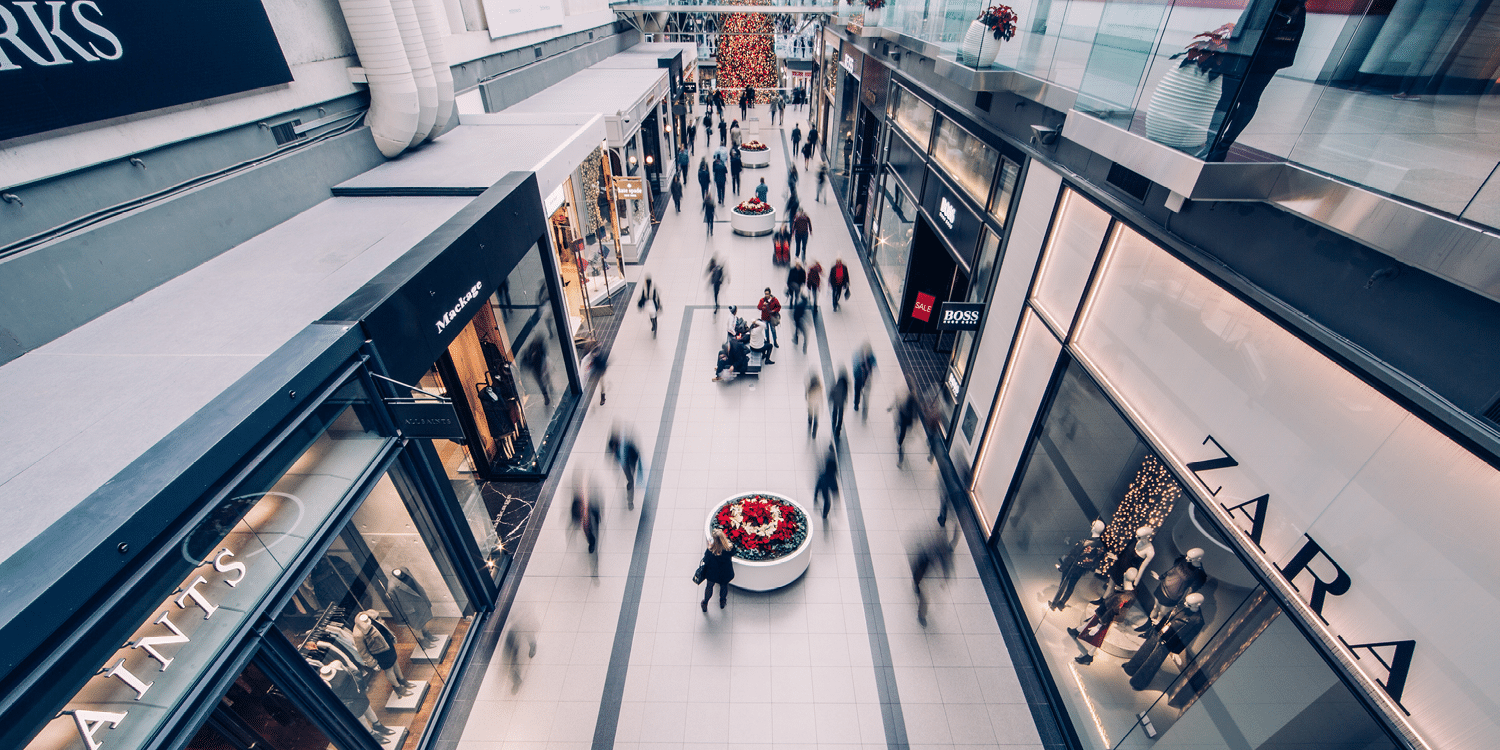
[454,104,1044,750]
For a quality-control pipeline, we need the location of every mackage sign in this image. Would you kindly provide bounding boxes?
[1073,225,1500,750]
[0,0,292,141]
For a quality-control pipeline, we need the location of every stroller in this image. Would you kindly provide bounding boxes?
[772,225,791,267]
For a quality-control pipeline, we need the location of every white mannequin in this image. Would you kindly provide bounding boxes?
[1170,593,1206,668]
[319,662,391,736]
[1090,519,1105,537]
[1148,548,1204,621]
[1123,567,1137,592]
[1131,525,1156,579]
[354,610,414,695]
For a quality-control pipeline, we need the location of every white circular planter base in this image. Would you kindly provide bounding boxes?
[730,207,777,237]
[740,148,771,168]
[705,492,814,591]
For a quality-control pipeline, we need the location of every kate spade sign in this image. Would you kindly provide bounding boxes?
[0,0,292,141]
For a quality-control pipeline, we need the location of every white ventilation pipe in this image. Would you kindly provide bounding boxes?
[338,0,420,157]
[412,0,456,141]
[389,0,438,146]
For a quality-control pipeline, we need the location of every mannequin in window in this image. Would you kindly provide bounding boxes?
[1106,526,1156,587]
[1050,520,1107,610]
[1123,592,1205,690]
[1068,567,1137,665]
[319,661,393,737]
[1140,548,1206,631]
[354,610,414,696]
[387,568,438,647]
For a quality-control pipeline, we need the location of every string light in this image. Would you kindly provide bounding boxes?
[717,0,777,102]
[1100,455,1181,565]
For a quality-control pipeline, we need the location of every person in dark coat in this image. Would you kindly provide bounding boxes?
[828,368,850,439]
[702,194,716,237]
[828,258,849,311]
[805,260,822,311]
[670,174,683,213]
[700,529,735,610]
[786,262,806,307]
[712,156,728,205]
[911,533,955,626]
[686,122,697,153]
[607,429,645,509]
[730,147,743,195]
[706,256,727,311]
[718,118,728,147]
[791,124,803,157]
[570,487,601,554]
[852,343,876,418]
[697,158,711,198]
[891,391,920,467]
[1203,0,1306,161]
[813,443,839,519]
[792,209,812,261]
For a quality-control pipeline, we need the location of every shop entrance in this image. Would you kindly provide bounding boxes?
[550,177,624,340]
[849,104,880,229]
[185,664,339,750]
[898,218,969,427]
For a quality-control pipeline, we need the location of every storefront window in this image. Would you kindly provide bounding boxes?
[551,177,624,339]
[430,246,575,478]
[1032,188,1110,334]
[25,381,386,750]
[994,358,1397,750]
[931,117,999,207]
[889,84,934,152]
[871,176,917,312]
[275,467,472,749]
[183,664,341,750]
[989,158,1020,226]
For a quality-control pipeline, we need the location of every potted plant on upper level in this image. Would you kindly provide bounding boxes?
[1144,23,1233,150]
[862,0,887,27]
[960,5,1017,69]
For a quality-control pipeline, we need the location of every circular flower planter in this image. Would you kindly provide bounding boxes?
[740,146,771,168]
[959,20,1002,68]
[1145,64,1222,150]
[705,492,815,591]
[730,205,777,236]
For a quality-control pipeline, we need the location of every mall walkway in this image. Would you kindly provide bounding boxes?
[455,105,1045,750]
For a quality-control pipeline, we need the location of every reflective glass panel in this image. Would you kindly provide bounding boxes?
[890,85,935,151]
[931,117,999,206]
[871,176,918,312]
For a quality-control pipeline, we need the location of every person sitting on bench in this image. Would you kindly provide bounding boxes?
[713,337,751,381]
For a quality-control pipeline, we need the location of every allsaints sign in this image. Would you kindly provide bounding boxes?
[0,0,292,140]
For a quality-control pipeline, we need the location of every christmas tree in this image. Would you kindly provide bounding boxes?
[1099,455,1181,566]
[716,0,777,103]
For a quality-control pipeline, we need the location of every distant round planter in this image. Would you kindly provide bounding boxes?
[741,147,771,168]
[705,492,815,591]
[731,206,777,236]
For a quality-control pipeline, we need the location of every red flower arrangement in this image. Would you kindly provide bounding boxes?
[740,140,769,151]
[978,5,1017,41]
[1173,23,1235,80]
[864,0,886,10]
[733,197,774,215]
[711,494,808,561]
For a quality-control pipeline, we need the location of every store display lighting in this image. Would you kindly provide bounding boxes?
[1101,455,1180,557]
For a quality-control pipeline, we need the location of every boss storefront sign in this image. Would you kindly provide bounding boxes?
[936,302,983,331]
[0,0,292,141]
[1073,224,1500,750]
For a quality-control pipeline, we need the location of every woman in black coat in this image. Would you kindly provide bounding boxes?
[700,529,735,611]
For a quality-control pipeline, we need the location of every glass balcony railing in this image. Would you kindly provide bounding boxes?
[610,0,843,9]
[873,0,1500,230]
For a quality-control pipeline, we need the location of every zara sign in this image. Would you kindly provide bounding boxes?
[0,0,292,140]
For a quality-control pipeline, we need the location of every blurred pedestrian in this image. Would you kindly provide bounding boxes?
[570,483,601,554]
[791,123,802,157]
[805,259,823,310]
[713,155,727,205]
[670,174,683,212]
[687,122,697,153]
[582,337,610,405]
[697,158,710,198]
[806,373,823,439]
[702,194,716,237]
[891,391,920,467]
[758,288,781,348]
[648,289,661,338]
[706,257,727,311]
[786,261,806,306]
[502,622,536,694]
[829,258,849,311]
[787,164,800,194]
[730,119,742,149]
[828,368,849,439]
[676,145,689,178]
[852,343,876,419]
[813,443,839,519]
[801,139,813,170]
[911,532,955,626]
[520,338,552,406]
[792,209,812,261]
[718,118,727,147]
[789,295,810,353]
[607,428,645,509]
[816,163,828,202]
[807,125,818,160]
[785,191,801,232]
[700,529,735,611]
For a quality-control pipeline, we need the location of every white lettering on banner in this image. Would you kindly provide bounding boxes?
[435,281,484,334]
[62,550,252,749]
[0,1,121,71]
[942,308,981,326]
[938,197,957,229]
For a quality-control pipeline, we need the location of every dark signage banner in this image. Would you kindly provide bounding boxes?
[0,0,293,141]
[936,302,984,331]
[388,401,467,440]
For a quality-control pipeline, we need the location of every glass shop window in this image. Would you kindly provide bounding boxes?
[989,158,1020,227]
[871,176,918,313]
[275,468,472,750]
[930,117,999,207]
[23,380,385,750]
[429,245,574,478]
[182,663,343,750]
[889,84,935,152]
[993,358,1398,750]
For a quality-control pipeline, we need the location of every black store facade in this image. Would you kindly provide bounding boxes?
[4,175,580,750]
[959,168,1500,750]
[867,79,1022,439]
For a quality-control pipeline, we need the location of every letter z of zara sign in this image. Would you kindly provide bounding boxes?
[0,1,292,141]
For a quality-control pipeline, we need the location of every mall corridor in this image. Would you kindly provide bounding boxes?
[451,107,1043,749]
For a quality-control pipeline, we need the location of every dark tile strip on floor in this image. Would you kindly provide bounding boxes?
[813,311,912,750]
[589,303,697,749]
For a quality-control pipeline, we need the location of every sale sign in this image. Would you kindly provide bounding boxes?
[912,292,936,322]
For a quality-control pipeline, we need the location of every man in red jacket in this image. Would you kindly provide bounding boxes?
[757,287,782,348]
[829,258,849,311]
